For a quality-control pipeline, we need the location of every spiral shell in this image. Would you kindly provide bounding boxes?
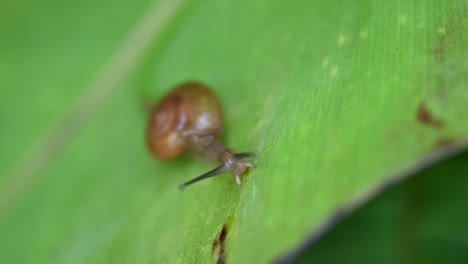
[147,82,224,160]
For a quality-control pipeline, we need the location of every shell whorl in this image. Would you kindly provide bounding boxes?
[147,82,224,160]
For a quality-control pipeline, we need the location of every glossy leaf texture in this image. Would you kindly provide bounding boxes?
[0,0,467,263]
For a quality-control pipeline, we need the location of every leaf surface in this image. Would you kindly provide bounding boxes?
[0,0,467,263]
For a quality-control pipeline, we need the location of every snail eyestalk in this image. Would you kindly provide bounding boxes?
[179,164,228,191]
[178,150,256,191]
[235,175,241,187]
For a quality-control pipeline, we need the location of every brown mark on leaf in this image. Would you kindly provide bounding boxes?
[212,224,229,264]
[416,102,444,129]
[432,138,456,151]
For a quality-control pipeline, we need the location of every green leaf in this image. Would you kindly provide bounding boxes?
[0,0,467,263]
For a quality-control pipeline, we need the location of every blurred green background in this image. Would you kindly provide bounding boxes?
[300,150,468,264]
[0,0,467,263]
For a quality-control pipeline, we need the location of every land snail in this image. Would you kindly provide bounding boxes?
[147,82,256,190]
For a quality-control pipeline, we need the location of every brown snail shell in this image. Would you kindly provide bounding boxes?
[147,82,224,160]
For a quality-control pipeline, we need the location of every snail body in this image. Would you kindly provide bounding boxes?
[147,82,255,190]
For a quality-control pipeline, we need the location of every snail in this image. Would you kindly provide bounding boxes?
[147,82,256,190]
